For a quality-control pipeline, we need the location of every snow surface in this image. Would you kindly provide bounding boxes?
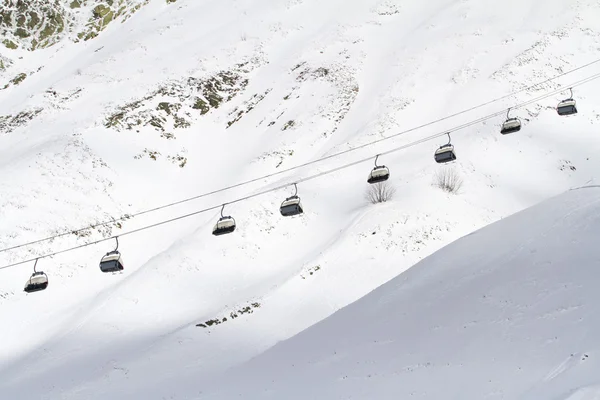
[0,0,600,398]
[202,185,600,400]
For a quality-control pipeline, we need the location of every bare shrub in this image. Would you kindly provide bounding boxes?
[365,181,396,204]
[433,167,463,194]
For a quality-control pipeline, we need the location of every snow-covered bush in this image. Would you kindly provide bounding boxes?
[365,181,396,204]
[433,167,463,194]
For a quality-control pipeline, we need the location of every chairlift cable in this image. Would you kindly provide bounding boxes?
[1,65,600,256]
[3,71,600,271]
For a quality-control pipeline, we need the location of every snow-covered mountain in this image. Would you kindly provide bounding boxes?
[202,185,600,400]
[1,0,600,398]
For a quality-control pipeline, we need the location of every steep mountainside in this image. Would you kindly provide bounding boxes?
[202,186,600,400]
[0,0,156,91]
[0,0,600,398]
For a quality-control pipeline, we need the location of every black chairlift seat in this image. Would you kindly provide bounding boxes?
[24,271,48,293]
[280,196,303,216]
[367,166,390,184]
[434,144,456,164]
[213,216,236,236]
[501,117,521,135]
[557,99,577,116]
[100,251,124,273]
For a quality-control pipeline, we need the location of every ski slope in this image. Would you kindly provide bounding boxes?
[202,185,600,400]
[0,0,600,398]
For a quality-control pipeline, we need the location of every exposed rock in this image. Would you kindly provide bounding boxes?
[226,89,272,128]
[196,301,262,329]
[167,154,187,168]
[282,119,295,131]
[105,60,259,135]
[0,108,44,135]
[133,148,161,161]
[0,55,11,71]
[76,0,150,42]
[1,0,66,50]
[1,71,26,89]
[0,0,151,51]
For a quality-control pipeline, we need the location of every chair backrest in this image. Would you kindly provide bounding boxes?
[436,144,453,154]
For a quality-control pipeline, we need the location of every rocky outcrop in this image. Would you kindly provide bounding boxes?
[0,0,155,51]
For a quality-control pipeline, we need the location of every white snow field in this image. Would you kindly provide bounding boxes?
[202,185,600,400]
[0,0,599,398]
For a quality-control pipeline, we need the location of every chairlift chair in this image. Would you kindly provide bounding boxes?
[24,272,49,293]
[280,184,304,216]
[24,259,48,293]
[213,205,236,236]
[557,88,578,116]
[434,133,457,164]
[100,237,124,273]
[500,108,521,135]
[367,155,390,184]
[557,99,577,116]
[100,251,124,273]
[280,196,303,216]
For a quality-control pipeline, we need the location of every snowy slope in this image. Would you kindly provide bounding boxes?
[202,185,600,400]
[1,0,600,398]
